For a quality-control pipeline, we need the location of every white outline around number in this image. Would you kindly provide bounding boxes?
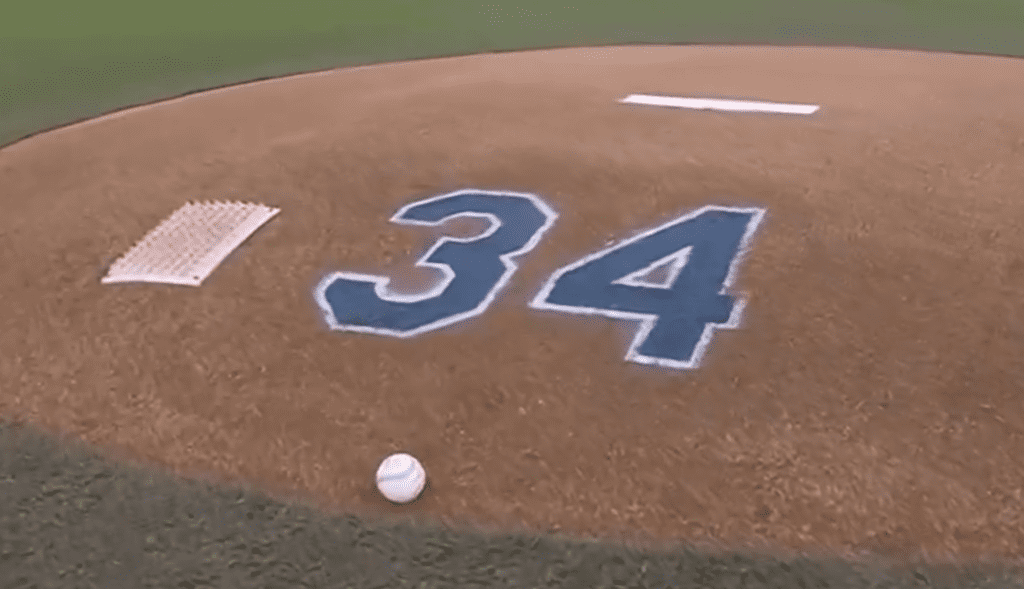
[611,247,692,289]
[529,205,766,370]
[313,189,558,338]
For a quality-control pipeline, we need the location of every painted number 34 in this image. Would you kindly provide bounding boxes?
[314,190,764,370]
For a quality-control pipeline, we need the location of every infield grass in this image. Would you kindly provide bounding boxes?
[2,0,1023,147]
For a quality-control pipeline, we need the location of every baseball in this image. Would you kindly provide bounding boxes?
[375,452,427,504]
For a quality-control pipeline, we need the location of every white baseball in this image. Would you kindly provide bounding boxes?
[375,452,427,504]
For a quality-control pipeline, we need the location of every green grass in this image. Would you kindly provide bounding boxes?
[1,0,1022,146]
[3,418,1022,588]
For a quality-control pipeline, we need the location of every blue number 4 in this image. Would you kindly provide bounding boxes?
[529,206,765,369]
[314,189,558,337]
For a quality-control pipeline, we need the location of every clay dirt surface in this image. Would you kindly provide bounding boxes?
[1,45,1023,567]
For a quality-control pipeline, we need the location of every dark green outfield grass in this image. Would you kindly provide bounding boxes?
[4,1,1024,586]
[3,419,1023,588]
[2,0,1023,147]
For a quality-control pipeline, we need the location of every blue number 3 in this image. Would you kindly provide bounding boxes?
[530,206,765,369]
[314,189,558,337]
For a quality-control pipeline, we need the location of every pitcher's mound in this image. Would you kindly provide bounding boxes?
[2,45,1023,564]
